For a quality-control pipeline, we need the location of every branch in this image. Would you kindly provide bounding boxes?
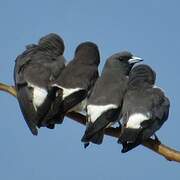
[67,112,180,162]
[1,82,180,163]
[0,83,17,97]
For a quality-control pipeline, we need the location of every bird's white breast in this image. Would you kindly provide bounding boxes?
[126,113,150,129]
[87,104,118,123]
[28,83,48,111]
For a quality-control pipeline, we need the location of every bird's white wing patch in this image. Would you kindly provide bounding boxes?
[28,83,48,111]
[87,104,118,123]
[126,113,150,129]
[52,84,83,100]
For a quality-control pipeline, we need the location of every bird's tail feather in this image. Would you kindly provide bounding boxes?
[81,124,104,145]
[17,88,38,135]
[121,141,141,153]
[41,89,87,127]
[37,87,58,127]
[90,130,104,144]
[82,108,120,145]
[81,116,112,145]
[40,88,63,127]
[118,128,141,143]
[82,117,110,142]
[118,128,142,153]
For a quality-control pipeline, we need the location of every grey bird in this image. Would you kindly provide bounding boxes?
[42,41,100,126]
[81,51,143,147]
[14,33,66,135]
[118,64,170,153]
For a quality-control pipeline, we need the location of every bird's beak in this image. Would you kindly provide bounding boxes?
[128,56,143,64]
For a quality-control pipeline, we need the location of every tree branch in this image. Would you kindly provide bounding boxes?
[1,82,180,163]
[0,83,16,97]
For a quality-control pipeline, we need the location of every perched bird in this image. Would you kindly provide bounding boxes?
[14,33,66,135]
[42,41,100,126]
[118,64,170,153]
[81,51,143,147]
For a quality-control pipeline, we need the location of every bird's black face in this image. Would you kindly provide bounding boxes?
[116,51,143,65]
[116,51,133,61]
[108,51,143,75]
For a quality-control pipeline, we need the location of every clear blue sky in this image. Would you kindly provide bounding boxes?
[0,0,180,179]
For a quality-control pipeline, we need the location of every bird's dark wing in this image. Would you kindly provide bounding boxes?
[39,87,63,126]
[151,89,170,126]
[140,89,170,140]
[121,140,142,153]
[81,122,105,145]
[81,107,121,145]
[36,87,58,127]
[42,88,88,127]
[119,127,142,143]
[15,60,57,129]
[140,88,170,132]
[17,86,38,135]
[56,61,98,90]
[61,89,88,113]
[14,57,31,85]
[15,53,39,135]
[23,64,60,128]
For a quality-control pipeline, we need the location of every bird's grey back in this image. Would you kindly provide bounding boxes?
[53,41,100,90]
[88,64,128,106]
[14,45,65,86]
[54,60,99,90]
[122,87,169,122]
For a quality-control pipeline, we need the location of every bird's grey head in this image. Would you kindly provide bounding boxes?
[38,33,65,55]
[128,64,156,88]
[74,41,100,66]
[105,51,143,75]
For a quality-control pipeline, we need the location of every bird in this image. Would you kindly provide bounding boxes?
[42,41,100,127]
[14,33,66,135]
[81,51,143,147]
[118,64,170,153]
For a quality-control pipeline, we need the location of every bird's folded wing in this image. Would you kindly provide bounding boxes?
[17,87,38,135]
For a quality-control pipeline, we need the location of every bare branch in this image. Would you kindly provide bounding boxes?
[67,112,180,162]
[0,83,17,97]
[1,82,180,162]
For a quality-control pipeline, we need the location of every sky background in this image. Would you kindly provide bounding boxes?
[0,0,180,179]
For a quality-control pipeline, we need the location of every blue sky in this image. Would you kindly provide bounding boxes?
[0,0,180,179]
